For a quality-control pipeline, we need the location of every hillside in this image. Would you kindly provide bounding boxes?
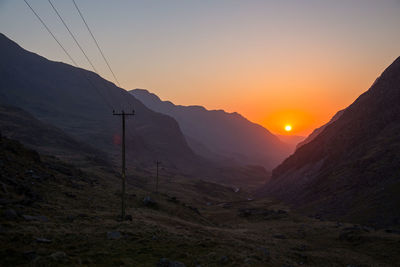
[0,105,107,167]
[296,109,344,150]
[1,134,400,266]
[0,33,272,187]
[277,134,305,152]
[260,56,400,228]
[0,33,195,171]
[130,89,291,169]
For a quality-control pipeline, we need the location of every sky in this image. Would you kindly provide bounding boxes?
[1,0,399,136]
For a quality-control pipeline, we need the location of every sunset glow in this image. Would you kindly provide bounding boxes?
[1,1,399,136]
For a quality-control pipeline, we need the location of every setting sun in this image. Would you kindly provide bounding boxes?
[284,125,292,132]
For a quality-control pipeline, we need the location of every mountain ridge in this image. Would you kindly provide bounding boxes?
[130,88,292,169]
[259,56,400,227]
[0,33,197,171]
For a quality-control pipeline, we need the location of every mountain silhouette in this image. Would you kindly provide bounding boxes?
[0,105,108,166]
[296,109,344,150]
[0,33,198,171]
[277,134,305,151]
[259,56,400,227]
[0,33,269,185]
[130,89,291,169]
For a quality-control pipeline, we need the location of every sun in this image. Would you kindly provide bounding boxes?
[284,125,292,132]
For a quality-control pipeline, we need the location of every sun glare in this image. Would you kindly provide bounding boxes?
[284,125,292,132]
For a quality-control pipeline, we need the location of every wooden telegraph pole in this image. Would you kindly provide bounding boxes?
[113,109,134,220]
[155,160,161,193]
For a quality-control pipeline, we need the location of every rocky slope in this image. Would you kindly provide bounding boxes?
[0,105,107,166]
[260,56,400,228]
[1,134,399,266]
[296,109,344,150]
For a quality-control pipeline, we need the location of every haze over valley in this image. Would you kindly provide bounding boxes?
[1,1,400,266]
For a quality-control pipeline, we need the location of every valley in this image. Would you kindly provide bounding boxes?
[1,136,400,266]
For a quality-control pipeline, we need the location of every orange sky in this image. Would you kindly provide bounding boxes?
[1,1,399,136]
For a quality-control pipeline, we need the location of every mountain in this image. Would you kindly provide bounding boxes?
[276,134,305,152]
[0,33,270,187]
[130,89,291,169]
[296,109,344,150]
[0,33,196,171]
[259,56,400,228]
[0,105,108,167]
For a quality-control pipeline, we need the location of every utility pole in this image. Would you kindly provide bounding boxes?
[113,109,134,220]
[155,160,161,193]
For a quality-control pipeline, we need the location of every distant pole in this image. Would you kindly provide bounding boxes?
[156,160,161,193]
[113,109,134,220]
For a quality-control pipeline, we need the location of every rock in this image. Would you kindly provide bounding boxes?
[222,203,232,209]
[0,182,7,193]
[220,256,229,263]
[292,244,307,252]
[3,209,18,220]
[107,231,121,240]
[238,208,288,218]
[64,192,76,199]
[258,247,270,257]
[157,258,186,267]
[64,215,75,222]
[273,234,287,239]
[244,258,255,264]
[238,209,252,217]
[31,174,41,180]
[125,214,133,221]
[339,229,363,242]
[385,229,400,234]
[143,196,156,205]
[23,250,38,260]
[188,206,200,214]
[294,252,307,264]
[35,237,52,243]
[22,215,49,222]
[168,196,179,203]
[50,251,68,261]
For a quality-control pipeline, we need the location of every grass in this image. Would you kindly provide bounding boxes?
[1,137,400,266]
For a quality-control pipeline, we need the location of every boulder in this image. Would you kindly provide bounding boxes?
[35,237,52,243]
[157,258,186,267]
[3,209,18,220]
[107,231,121,240]
[22,215,49,222]
[143,196,157,207]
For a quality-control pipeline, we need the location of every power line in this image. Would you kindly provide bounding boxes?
[23,0,78,67]
[23,0,114,109]
[72,0,121,87]
[47,0,98,74]
[47,0,123,110]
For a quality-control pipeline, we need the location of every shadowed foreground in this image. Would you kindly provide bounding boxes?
[1,135,399,266]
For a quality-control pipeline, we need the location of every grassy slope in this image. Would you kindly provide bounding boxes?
[1,136,400,266]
